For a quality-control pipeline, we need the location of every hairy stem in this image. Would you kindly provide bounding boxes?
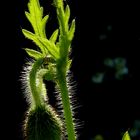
[57,67,76,140]
[54,0,76,139]
[56,53,76,140]
[29,58,44,107]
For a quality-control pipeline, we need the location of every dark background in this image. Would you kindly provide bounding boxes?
[15,0,140,139]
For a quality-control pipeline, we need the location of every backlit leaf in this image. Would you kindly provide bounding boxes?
[122,131,131,140]
[24,48,43,59]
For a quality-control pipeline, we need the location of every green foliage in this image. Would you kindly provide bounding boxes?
[22,0,75,62]
[22,29,48,56]
[25,0,49,37]
[20,0,133,139]
[122,131,131,140]
[68,19,76,41]
[37,37,59,60]
[21,0,76,139]
[49,29,59,43]
[24,48,43,60]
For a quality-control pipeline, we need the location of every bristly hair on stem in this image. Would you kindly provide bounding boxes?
[21,58,64,140]
[21,0,77,139]
[20,0,134,140]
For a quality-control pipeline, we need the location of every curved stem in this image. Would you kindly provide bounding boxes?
[29,58,44,107]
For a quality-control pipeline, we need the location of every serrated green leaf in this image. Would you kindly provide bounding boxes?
[54,0,63,8]
[122,131,131,140]
[22,29,48,55]
[30,0,41,17]
[27,2,39,35]
[22,29,35,40]
[24,48,43,59]
[25,11,32,23]
[42,15,49,28]
[40,7,44,18]
[34,1,42,21]
[68,19,75,41]
[41,15,49,37]
[49,29,59,43]
[64,5,70,31]
[28,2,33,15]
[35,0,41,10]
[26,0,44,36]
[38,37,59,60]
[25,11,37,34]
